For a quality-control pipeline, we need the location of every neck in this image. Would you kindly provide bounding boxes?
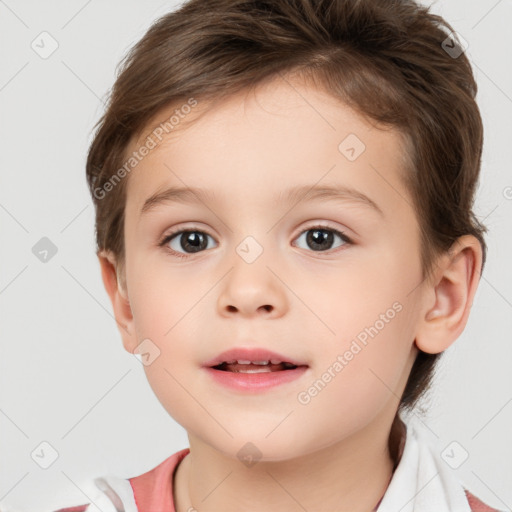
[174,414,406,512]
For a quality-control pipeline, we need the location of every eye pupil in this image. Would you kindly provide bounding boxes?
[307,229,334,251]
[181,231,207,253]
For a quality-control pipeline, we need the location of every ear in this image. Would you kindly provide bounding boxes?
[97,250,138,354]
[415,235,483,354]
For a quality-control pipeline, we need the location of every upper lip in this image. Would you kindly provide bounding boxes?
[203,347,308,368]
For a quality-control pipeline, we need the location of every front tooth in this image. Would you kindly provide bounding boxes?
[233,360,271,365]
[238,367,272,373]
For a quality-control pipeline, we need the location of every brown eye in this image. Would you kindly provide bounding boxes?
[294,227,351,252]
[161,230,216,256]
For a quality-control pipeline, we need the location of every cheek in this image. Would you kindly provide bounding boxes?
[317,251,417,344]
[302,252,419,415]
[287,314,415,456]
[128,262,205,339]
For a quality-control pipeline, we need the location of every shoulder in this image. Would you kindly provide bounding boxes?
[464,488,504,512]
[128,447,190,511]
[50,448,190,512]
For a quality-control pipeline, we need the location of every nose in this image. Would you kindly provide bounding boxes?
[216,256,288,319]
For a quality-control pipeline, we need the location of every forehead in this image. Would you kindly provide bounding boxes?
[124,75,411,220]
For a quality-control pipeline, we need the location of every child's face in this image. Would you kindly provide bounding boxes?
[118,76,428,459]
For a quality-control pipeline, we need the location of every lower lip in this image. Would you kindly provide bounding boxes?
[203,366,309,392]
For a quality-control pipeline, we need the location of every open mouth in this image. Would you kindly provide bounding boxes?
[212,360,300,373]
[205,354,309,390]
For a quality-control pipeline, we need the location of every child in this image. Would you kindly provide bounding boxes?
[53,0,501,510]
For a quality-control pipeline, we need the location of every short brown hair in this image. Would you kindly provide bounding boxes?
[86,0,487,422]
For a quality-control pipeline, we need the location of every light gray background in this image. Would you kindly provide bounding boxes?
[0,1,511,511]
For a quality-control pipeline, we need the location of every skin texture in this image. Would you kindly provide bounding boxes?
[98,74,482,512]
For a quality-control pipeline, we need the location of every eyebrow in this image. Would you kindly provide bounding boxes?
[139,184,383,217]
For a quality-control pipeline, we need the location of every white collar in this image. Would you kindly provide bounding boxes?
[377,414,471,512]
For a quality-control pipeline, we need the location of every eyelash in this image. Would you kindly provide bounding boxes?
[158,224,353,259]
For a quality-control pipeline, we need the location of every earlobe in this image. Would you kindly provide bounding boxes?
[97,250,138,353]
[415,235,482,355]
